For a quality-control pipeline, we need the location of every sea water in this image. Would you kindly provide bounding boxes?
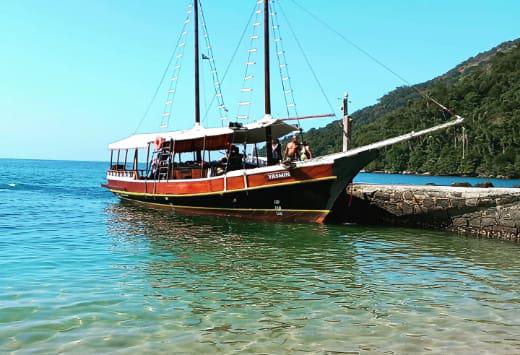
[1,159,520,353]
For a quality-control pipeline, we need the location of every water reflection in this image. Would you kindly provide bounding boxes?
[106,201,361,298]
[103,201,520,353]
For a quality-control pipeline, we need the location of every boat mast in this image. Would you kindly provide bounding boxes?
[264,0,273,164]
[264,0,271,116]
[194,0,202,161]
[194,0,200,126]
[342,92,352,152]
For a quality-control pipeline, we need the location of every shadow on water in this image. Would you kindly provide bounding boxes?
[104,201,365,308]
[105,199,520,270]
[105,200,360,259]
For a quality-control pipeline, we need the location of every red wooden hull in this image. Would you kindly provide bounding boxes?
[104,149,380,223]
[120,197,329,223]
[106,163,333,196]
[105,163,336,223]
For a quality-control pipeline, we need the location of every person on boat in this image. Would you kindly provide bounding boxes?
[300,141,313,161]
[217,144,241,173]
[271,139,282,164]
[228,145,243,171]
[284,134,299,161]
[149,154,159,179]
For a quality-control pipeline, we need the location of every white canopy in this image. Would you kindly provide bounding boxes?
[107,118,299,150]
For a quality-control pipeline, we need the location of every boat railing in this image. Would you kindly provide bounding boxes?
[107,167,206,180]
[107,159,263,181]
[108,169,147,179]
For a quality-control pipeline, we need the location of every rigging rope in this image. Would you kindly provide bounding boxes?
[199,0,228,121]
[159,5,192,129]
[288,0,454,115]
[278,2,338,121]
[270,0,298,119]
[202,2,257,125]
[133,1,193,133]
[236,0,264,122]
[271,0,306,142]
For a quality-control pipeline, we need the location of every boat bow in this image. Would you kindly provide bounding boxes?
[300,116,465,166]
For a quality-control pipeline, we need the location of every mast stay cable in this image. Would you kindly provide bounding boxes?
[278,2,338,121]
[288,0,454,115]
[202,2,257,125]
[199,0,228,121]
[160,4,192,129]
[236,0,264,122]
[270,0,298,120]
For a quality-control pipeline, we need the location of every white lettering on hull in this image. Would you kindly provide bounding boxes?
[266,171,291,181]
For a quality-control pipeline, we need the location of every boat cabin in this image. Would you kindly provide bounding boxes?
[107,118,299,181]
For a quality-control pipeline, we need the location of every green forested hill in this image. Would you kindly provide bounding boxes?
[302,39,520,178]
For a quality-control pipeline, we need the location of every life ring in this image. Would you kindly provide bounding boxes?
[154,136,164,150]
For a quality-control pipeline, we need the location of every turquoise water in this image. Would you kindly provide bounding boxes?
[355,171,520,187]
[1,159,520,353]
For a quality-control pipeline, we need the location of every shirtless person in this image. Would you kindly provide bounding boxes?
[284,134,299,161]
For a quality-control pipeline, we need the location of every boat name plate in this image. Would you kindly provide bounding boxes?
[266,171,291,181]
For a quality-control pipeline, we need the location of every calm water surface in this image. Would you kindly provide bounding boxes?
[1,159,520,353]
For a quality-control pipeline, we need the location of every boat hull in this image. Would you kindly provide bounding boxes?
[105,149,380,223]
[119,197,330,223]
[112,175,337,223]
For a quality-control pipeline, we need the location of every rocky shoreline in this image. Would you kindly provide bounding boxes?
[337,184,520,242]
[362,170,520,181]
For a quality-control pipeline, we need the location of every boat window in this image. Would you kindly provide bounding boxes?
[109,150,125,171]
[111,141,273,181]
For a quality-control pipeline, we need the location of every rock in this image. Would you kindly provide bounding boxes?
[403,191,414,200]
[422,198,434,209]
[413,205,424,214]
[481,217,496,227]
[479,198,495,207]
[493,226,518,235]
[469,217,482,228]
[435,198,450,209]
[510,210,520,227]
[466,198,479,207]
[451,198,467,208]
[401,202,414,215]
[501,218,516,228]
[384,203,402,216]
[497,196,520,205]
[373,191,391,201]
[452,182,472,187]
[452,217,468,227]
[343,183,520,242]
[475,181,494,188]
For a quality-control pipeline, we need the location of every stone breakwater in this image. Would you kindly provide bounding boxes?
[341,184,520,242]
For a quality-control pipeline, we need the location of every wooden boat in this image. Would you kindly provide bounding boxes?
[103,0,463,223]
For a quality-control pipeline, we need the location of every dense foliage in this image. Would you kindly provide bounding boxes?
[301,39,520,178]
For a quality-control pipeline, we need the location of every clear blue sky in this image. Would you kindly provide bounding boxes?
[0,0,518,161]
